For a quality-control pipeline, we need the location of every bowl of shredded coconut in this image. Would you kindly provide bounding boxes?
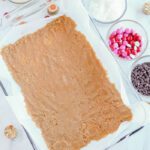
[82,0,127,24]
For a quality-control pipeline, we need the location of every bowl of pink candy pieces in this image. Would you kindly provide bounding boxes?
[107,20,148,60]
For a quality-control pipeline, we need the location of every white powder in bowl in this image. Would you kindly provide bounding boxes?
[84,0,126,22]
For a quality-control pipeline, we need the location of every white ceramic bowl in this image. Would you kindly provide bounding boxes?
[9,0,32,4]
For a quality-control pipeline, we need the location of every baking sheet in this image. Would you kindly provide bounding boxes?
[0,1,146,149]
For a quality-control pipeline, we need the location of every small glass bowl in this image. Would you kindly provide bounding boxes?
[9,0,31,4]
[107,20,148,61]
[130,55,150,101]
[81,0,127,24]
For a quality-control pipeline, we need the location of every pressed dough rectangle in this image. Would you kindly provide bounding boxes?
[1,16,132,150]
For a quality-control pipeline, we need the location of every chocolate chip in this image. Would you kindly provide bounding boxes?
[131,62,150,96]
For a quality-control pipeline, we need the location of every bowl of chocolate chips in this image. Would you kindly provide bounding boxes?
[130,55,150,98]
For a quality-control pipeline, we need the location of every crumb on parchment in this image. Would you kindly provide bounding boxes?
[4,124,17,139]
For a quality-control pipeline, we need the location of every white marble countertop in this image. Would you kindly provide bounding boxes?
[0,87,35,150]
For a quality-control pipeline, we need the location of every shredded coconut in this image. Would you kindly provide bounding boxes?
[85,0,125,22]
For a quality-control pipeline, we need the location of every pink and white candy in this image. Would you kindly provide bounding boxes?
[109,27,142,60]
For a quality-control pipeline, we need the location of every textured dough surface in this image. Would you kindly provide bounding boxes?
[1,16,132,150]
